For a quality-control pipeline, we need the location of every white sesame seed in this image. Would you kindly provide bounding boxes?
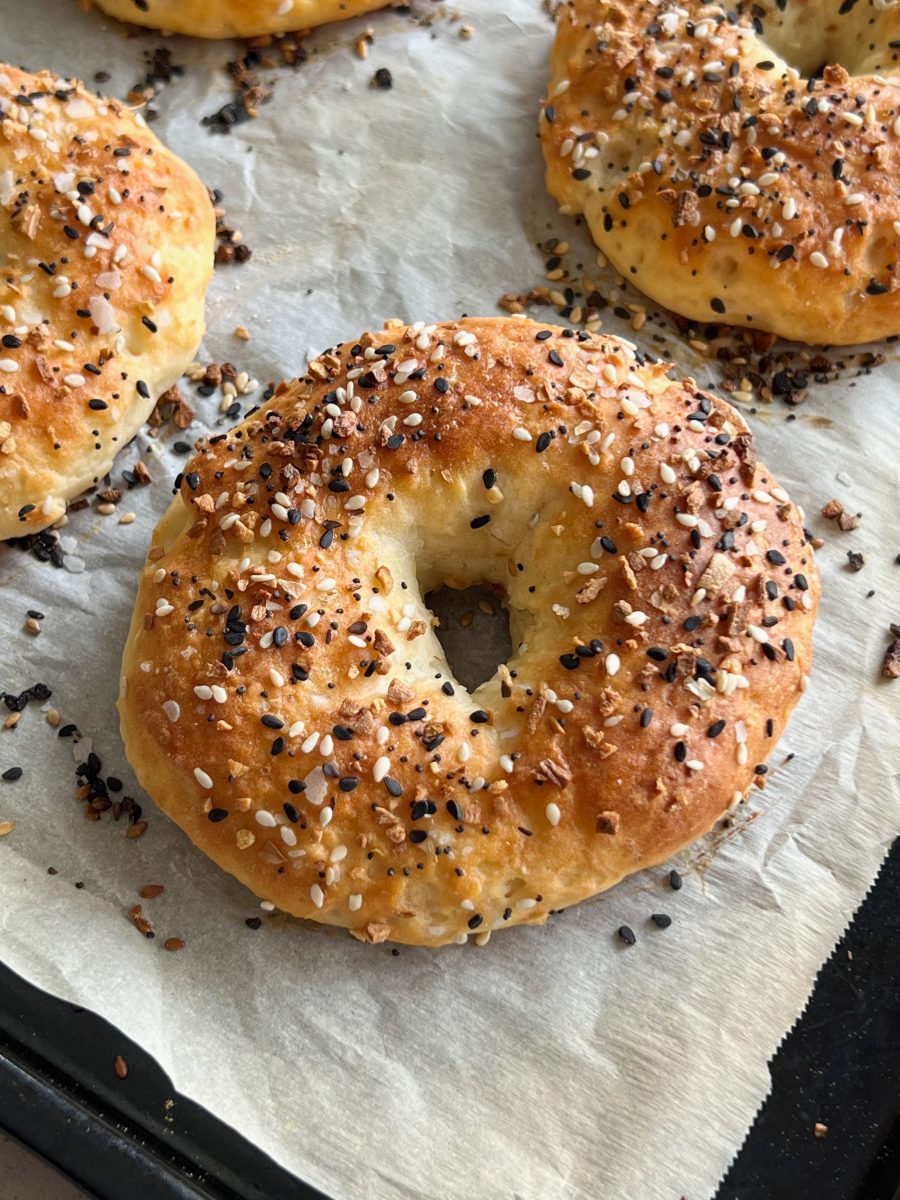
[577,562,600,575]
[845,193,865,207]
[670,724,689,737]
[193,685,213,700]
[403,413,423,427]
[319,734,334,756]
[0,360,18,373]
[193,768,213,789]
[255,810,277,827]
[310,884,325,909]
[499,754,514,773]
[64,374,85,388]
[686,760,705,772]
[624,611,647,626]
[280,826,297,846]
[319,806,332,827]
[650,553,668,570]
[660,462,676,483]
[605,653,621,676]
[810,252,829,269]
[676,512,699,527]
[512,427,531,441]
[747,624,769,643]
[301,732,320,754]
[348,893,362,912]
[373,755,390,782]
[545,802,561,826]
[142,265,162,284]
[782,198,797,220]
[162,700,180,722]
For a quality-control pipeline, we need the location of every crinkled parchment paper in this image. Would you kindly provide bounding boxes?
[1,2,898,1197]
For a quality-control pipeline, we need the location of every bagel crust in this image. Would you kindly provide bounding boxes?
[0,65,215,539]
[542,0,900,345]
[89,0,394,38]
[119,317,818,947]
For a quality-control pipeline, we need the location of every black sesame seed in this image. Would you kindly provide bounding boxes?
[617,925,636,946]
[650,913,672,929]
[207,808,228,822]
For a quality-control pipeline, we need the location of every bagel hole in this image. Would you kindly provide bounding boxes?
[425,584,512,693]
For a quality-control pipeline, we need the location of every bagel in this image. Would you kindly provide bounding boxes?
[119,316,818,947]
[0,65,215,540]
[88,0,394,38]
[542,0,900,345]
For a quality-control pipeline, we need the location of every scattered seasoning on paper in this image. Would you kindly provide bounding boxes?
[372,68,393,90]
[209,189,253,266]
[882,626,900,680]
[0,821,15,837]
[668,869,683,891]
[820,498,861,531]
[164,937,186,952]
[846,551,865,573]
[650,913,672,929]
[114,1055,129,1080]
[127,47,186,122]
[2,682,51,713]
[814,1122,828,1138]
[617,925,637,946]
[130,904,155,939]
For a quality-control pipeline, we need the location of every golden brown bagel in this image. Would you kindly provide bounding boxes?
[542,0,900,345]
[119,316,818,947]
[89,0,394,38]
[0,65,215,540]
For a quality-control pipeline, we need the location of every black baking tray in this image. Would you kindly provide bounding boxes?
[1,838,899,1200]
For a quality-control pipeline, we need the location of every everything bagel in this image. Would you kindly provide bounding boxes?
[542,0,900,345]
[0,65,214,539]
[88,0,394,38]
[119,317,818,947]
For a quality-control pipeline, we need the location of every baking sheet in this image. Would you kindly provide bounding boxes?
[1,2,898,1198]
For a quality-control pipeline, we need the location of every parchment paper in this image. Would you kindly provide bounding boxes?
[1,2,898,1198]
